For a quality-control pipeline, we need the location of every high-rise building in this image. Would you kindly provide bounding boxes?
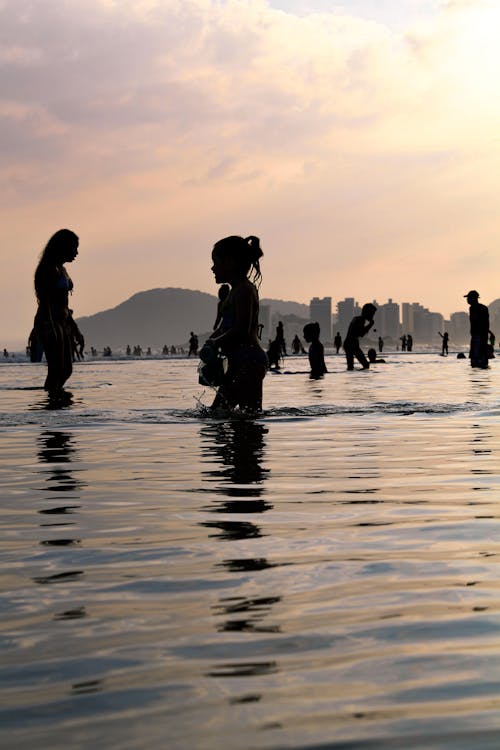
[377,299,400,341]
[336,298,359,338]
[401,303,415,334]
[448,311,469,343]
[309,297,332,341]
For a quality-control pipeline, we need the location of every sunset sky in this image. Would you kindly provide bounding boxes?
[1,0,499,346]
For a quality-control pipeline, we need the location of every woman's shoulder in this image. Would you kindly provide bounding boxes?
[233,279,258,299]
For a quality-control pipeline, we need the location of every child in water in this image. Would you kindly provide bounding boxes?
[343,303,377,370]
[200,235,268,412]
[303,322,327,379]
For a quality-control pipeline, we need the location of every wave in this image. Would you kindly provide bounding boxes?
[0,400,484,429]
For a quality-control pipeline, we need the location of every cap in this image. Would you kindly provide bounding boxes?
[464,290,479,299]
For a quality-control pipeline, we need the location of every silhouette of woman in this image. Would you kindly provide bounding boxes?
[201,235,268,411]
[33,229,84,396]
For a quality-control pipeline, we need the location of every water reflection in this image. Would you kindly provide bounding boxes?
[37,431,86,497]
[30,389,75,411]
[200,420,269,492]
[199,421,271,540]
[199,420,281,681]
[34,430,85,585]
[212,595,281,633]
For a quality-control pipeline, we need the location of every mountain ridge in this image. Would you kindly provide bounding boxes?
[76,287,309,348]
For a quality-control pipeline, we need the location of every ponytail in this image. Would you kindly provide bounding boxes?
[245,235,263,288]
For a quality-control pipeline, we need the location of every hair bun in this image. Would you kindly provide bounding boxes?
[245,235,263,260]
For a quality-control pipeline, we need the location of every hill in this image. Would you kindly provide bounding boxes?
[260,298,309,318]
[76,288,310,348]
[77,288,218,349]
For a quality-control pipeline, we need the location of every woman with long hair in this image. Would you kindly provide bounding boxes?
[33,228,84,395]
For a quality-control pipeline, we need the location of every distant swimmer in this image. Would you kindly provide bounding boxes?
[291,334,305,355]
[367,348,385,364]
[343,303,377,370]
[465,290,489,368]
[33,229,84,396]
[200,235,268,412]
[303,322,327,379]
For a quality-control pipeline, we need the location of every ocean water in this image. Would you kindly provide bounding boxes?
[1,352,500,749]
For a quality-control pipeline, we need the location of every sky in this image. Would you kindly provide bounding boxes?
[1,0,499,346]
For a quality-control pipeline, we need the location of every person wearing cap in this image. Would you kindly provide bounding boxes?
[464,290,489,368]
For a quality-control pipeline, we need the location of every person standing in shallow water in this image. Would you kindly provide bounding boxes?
[303,322,327,379]
[33,229,84,396]
[438,331,449,356]
[465,290,489,368]
[201,235,268,412]
[343,303,377,370]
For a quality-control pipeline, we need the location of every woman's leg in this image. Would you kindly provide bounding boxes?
[42,322,73,392]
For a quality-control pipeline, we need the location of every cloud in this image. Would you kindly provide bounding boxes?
[1,0,499,340]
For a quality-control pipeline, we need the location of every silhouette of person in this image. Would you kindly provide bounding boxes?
[400,334,407,351]
[406,333,413,352]
[188,332,198,357]
[438,331,449,356]
[378,336,384,353]
[275,321,287,356]
[465,290,489,368]
[3,348,8,358]
[291,334,305,354]
[343,303,377,370]
[213,284,231,332]
[33,229,84,396]
[27,328,44,362]
[126,344,131,355]
[334,331,342,354]
[367,348,385,364]
[200,236,268,411]
[489,330,495,349]
[266,338,282,369]
[303,322,327,379]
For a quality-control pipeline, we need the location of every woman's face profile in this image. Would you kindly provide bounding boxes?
[63,238,79,263]
[211,250,233,284]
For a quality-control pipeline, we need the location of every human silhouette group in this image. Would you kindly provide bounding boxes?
[31,229,494,408]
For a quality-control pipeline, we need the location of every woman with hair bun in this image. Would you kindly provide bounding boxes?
[200,235,268,411]
[33,228,84,396]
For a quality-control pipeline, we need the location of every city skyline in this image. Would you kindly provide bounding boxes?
[3,281,498,350]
